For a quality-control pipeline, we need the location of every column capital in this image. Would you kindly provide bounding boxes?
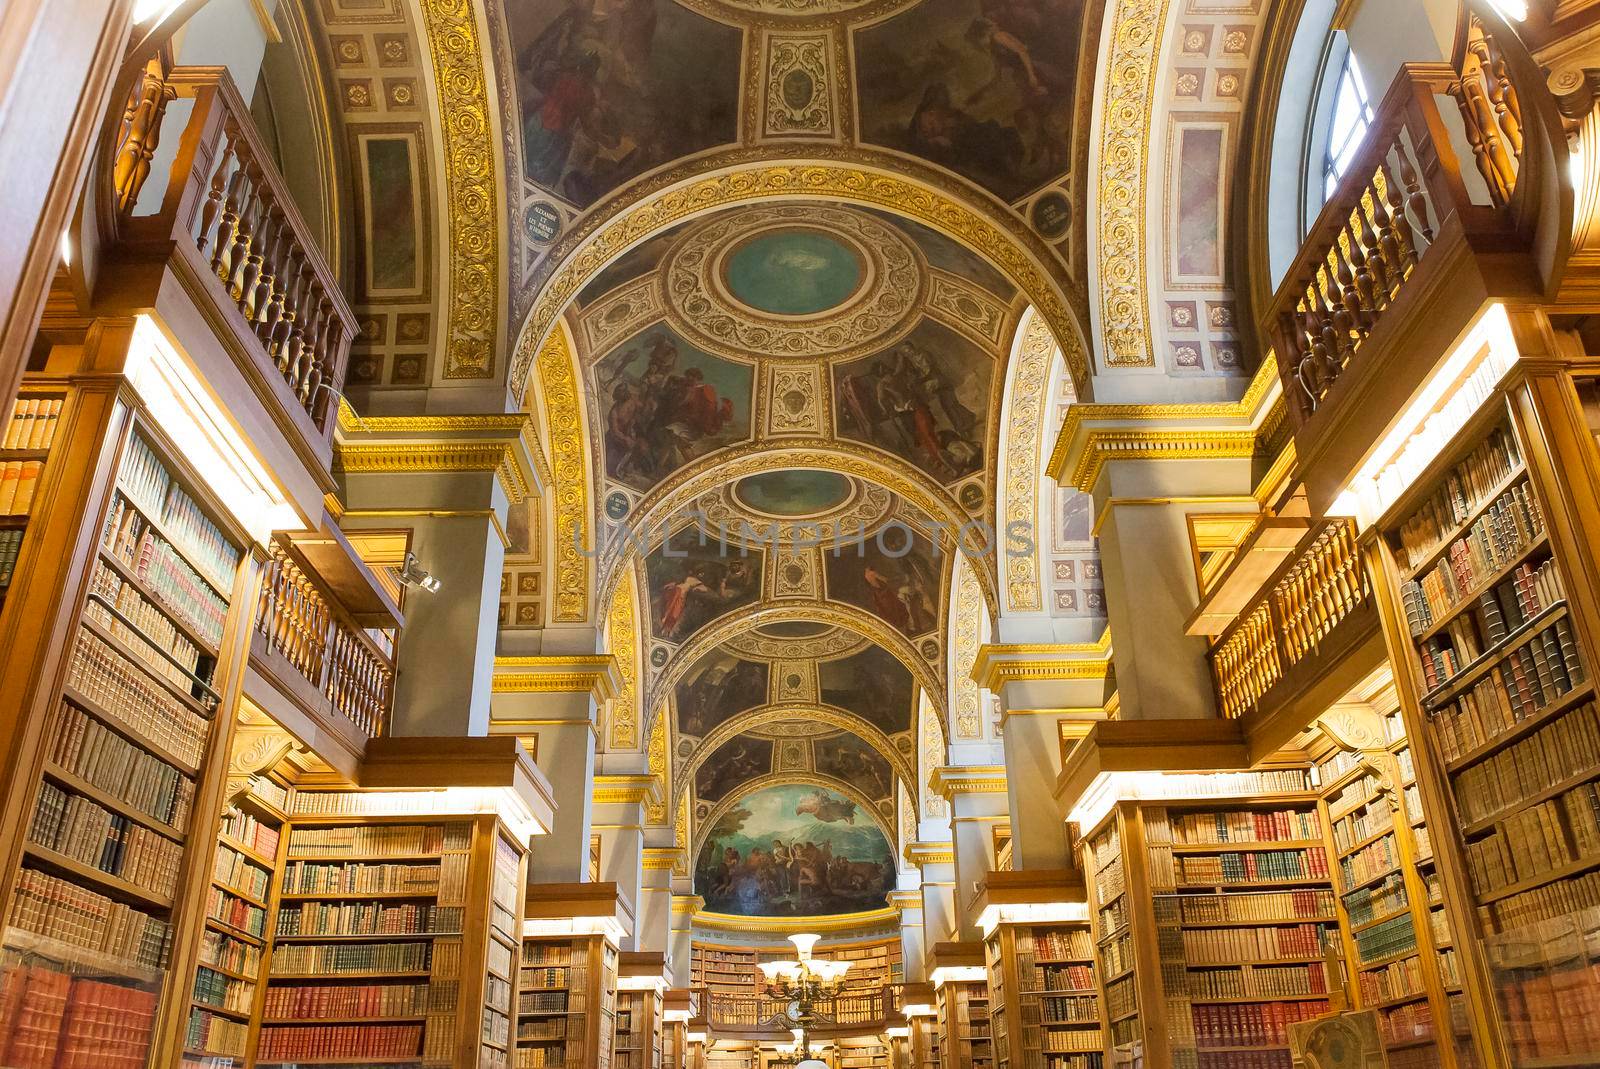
[492,654,619,702]
[928,765,1008,799]
[671,893,705,916]
[887,889,924,914]
[905,840,956,867]
[643,847,685,872]
[335,404,549,503]
[971,638,1113,693]
[592,773,662,807]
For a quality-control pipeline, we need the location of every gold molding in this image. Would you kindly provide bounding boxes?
[335,441,533,505]
[906,841,955,866]
[593,774,661,806]
[671,894,706,916]
[535,324,591,623]
[1001,310,1057,613]
[691,907,900,933]
[336,402,552,487]
[1063,430,1264,494]
[417,0,498,379]
[928,766,1008,797]
[607,572,641,751]
[643,847,683,871]
[970,640,1114,691]
[491,655,619,699]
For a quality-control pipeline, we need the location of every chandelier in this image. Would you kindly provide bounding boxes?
[758,934,852,1063]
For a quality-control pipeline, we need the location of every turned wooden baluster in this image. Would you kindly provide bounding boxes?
[273,249,307,373]
[114,59,173,213]
[196,139,237,258]
[248,211,284,336]
[1474,24,1524,165]
[1354,182,1394,306]
[1453,28,1518,205]
[210,133,249,284]
[1341,210,1378,334]
[228,161,263,304]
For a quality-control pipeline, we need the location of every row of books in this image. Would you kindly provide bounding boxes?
[1403,480,1543,617]
[206,885,266,938]
[1039,1027,1099,1051]
[1465,784,1600,894]
[1377,999,1435,1044]
[118,435,240,588]
[3,398,64,451]
[1178,923,1331,964]
[1038,992,1099,1021]
[1452,698,1600,825]
[1186,962,1328,1000]
[102,501,228,647]
[1358,953,1425,1004]
[1190,999,1331,1048]
[281,860,441,895]
[220,806,280,858]
[88,559,206,672]
[0,965,156,1069]
[192,965,251,1013]
[0,460,44,515]
[256,1022,424,1059]
[198,928,262,978]
[1171,809,1322,846]
[1338,832,1402,887]
[1499,962,1600,1064]
[264,982,431,1019]
[1329,802,1395,854]
[268,939,432,974]
[1193,1052,1292,1069]
[1415,563,1564,705]
[1343,875,1409,928]
[65,628,208,767]
[1177,889,1336,925]
[49,699,195,831]
[28,782,183,898]
[7,868,171,970]
[0,527,21,587]
[1353,914,1418,965]
[515,1017,568,1041]
[288,824,448,857]
[186,1007,246,1056]
[1034,963,1095,992]
[1421,616,1584,724]
[1176,847,1329,884]
[520,990,577,1015]
[274,901,455,937]
[1393,425,1521,570]
[213,841,271,901]
[1026,928,1092,960]
[1481,866,1600,933]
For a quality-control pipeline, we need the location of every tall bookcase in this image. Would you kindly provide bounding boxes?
[1077,772,1340,1069]
[984,920,1101,1069]
[614,952,665,1069]
[0,388,66,608]
[0,411,248,1069]
[932,943,993,1069]
[1362,365,1600,1068]
[518,885,627,1069]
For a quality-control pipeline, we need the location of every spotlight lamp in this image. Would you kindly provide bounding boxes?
[398,551,442,594]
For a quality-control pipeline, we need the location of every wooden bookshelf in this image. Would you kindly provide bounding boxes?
[0,412,247,1069]
[984,921,1101,1069]
[480,828,526,1069]
[932,943,992,1069]
[0,388,65,608]
[836,1036,892,1067]
[614,952,665,1069]
[518,886,626,1069]
[1364,377,1600,1069]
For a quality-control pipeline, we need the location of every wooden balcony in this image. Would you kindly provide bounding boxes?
[247,526,403,778]
[1208,520,1386,746]
[1268,16,1568,513]
[700,989,889,1037]
[103,60,354,481]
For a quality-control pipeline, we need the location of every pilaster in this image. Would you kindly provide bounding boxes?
[889,889,927,983]
[930,767,1011,938]
[908,840,958,949]
[669,894,703,989]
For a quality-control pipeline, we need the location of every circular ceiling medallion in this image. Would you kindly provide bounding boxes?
[758,620,834,638]
[732,469,855,518]
[722,229,866,317]
[663,205,925,362]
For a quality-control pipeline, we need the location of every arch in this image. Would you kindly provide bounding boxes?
[672,703,917,815]
[511,153,1094,407]
[946,554,991,742]
[996,308,1060,615]
[691,773,899,861]
[532,322,594,624]
[642,600,946,727]
[602,567,644,752]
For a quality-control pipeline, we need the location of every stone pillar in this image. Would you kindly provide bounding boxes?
[1051,408,1267,722]
[909,842,957,949]
[669,894,702,989]
[972,644,1112,872]
[931,768,1010,938]
[889,889,927,983]
[337,421,543,737]
[638,840,679,968]
[489,657,617,882]
[592,765,654,949]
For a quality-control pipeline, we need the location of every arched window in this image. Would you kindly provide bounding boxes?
[1321,49,1375,200]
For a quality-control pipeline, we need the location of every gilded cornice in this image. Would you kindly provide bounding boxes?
[928,765,1009,798]
[607,573,641,751]
[970,639,1114,691]
[492,654,619,700]
[887,890,923,913]
[334,440,534,505]
[417,0,498,379]
[642,847,683,871]
[906,841,956,866]
[593,774,662,806]
[335,402,551,487]
[693,907,901,933]
[535,325,591,623]
[671,894,706,916]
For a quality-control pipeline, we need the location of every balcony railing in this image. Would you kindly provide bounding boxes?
[110,60,354,448]
[253,539,395,741]
[702,991,888,1034]
[1210,520,1372,721]
[1269,17,1537,423]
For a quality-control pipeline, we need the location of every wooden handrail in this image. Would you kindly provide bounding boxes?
[255,539,394,740]
[110,64,355,441]
[1210,520,1370,720]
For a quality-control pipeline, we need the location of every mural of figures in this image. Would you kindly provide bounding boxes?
[675,650,770,737]
[695,784,897,916]
[833,321,991,483]
[854,0,1085,202]
[818,647,915,735]
[598,325,753,491]
[696,736,774,802]
[825,532,942,638]
[815,734,895,801]
[646,530,763,643]
[509,0,742,206]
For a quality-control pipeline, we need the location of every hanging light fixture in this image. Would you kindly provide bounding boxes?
[757,933,853,1065]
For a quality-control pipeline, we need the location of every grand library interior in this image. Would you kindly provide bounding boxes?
[9,0,1600,1066]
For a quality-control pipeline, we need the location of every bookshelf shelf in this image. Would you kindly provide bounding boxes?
[92,548,221,656]
[1419,595,1566,707]
[1400,462,1530,582]
[20,842,174,911]
[39,761,185,841]
[1443,681,1595,773]
[0,925,164,985]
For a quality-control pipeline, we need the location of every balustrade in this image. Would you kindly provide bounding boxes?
[255,540,394,740]
[704,991,887,1032]
[1211,521,1371,721]
[108,65,353,443]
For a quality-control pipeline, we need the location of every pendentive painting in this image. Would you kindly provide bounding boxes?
[854,0,1085,203]
[818,647,914,735]
[815,733,895,801]
[695,735,774,802]
[509,0,742,206]
[675,650,771,737]
[646,529,763,643]
[695,784,897,916]
[824,529,943,638]
[833,320,991,484]
[597,324,754,492]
